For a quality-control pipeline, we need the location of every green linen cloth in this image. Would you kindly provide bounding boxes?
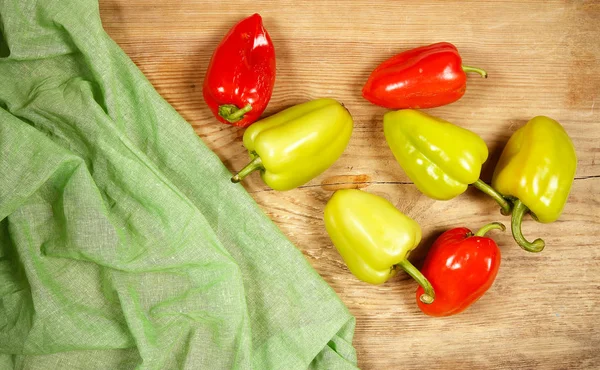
[0,0,358,369]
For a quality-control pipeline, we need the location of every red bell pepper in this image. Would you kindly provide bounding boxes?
[416,222,504,317]
[203,14,276,127]
[362,42,487,109]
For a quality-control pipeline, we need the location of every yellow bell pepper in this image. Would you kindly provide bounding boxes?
[231,98,353,191]
[324,189,435,304]
[492,116,577,252]
[383,109,512,214]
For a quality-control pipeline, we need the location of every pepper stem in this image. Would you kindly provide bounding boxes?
[397,259,435,304]
[511,199,545,253]
[218,104,252,123]
[471,179,513,215]
[231,156,263,183]
[462,65,488,78]
[474,222,506,237]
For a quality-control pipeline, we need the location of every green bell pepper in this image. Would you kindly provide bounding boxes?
[492,116,577,252]
[232,98,353,191]
[324,189,435,304]
[383,109,512,214]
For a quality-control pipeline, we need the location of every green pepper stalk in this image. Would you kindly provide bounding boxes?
[219,104,252,123]
[461,65,488,78]
[511,200,545,253]
[398,260,435,304]
[231,156,262,183]
[471,180,513,216]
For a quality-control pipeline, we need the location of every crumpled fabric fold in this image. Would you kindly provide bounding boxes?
[0,1,357,368]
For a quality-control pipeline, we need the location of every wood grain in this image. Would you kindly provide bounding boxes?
[99,1,600,368]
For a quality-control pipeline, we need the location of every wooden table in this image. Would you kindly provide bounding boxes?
[99,1,599,368]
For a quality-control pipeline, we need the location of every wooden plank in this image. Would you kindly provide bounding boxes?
[99,0,600,368]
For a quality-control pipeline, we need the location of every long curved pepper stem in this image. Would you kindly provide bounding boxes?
[231,156,263,183]
[511,199,545,253]
[462,65,488,78]
[397,259,435,304]
[475,222,506,237]
[471,179,513,215]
